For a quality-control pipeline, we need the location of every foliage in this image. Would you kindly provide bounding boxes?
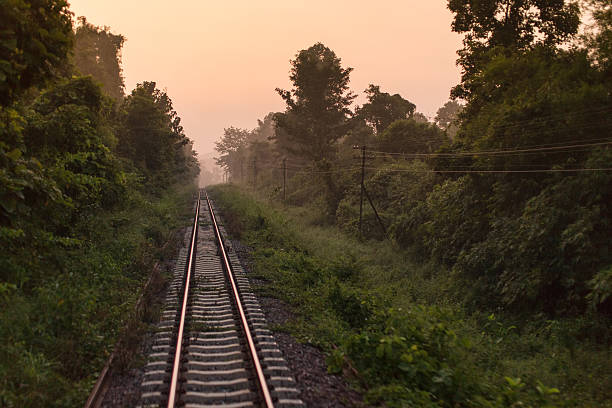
[214,126,250,177]
[448,0,580,100]
[584,0,612,78]
[435,100,463,130]
[118,81,199,188]
[355,84,416,134]
[73,17,125,100]
[0,4,199,405]
[0,0,73,105]
[208,4,612,406]
[211,185,612,407]
[378,119,448,154]
[274,42,355,161]
[213,4,611,321]
[435,100,463,139]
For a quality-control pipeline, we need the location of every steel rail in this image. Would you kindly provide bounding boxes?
[204,191,275,408]
[167,191,201,408]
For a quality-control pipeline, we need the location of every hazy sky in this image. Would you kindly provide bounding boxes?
[67,0,463,157]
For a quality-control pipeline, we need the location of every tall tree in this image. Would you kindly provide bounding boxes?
[73,17,125,101]
[118,82,194,185]
[274,43,355,161]
[0,0,73,105]
[356,85,416,134]
[448,0,580,100]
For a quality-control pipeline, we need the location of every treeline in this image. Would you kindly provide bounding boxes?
[216,0,612,317]
[1,2,198,406]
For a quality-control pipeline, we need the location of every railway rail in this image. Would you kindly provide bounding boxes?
[137,190,304,407]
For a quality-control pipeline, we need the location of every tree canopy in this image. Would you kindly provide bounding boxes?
[0,0,73,105]
[118,82,197,186]
[73,17,125,100]
[274,42,355,161]
[448,0,581,99]
[355,85,416,134]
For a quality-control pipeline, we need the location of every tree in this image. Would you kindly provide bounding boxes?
[435,100,463,139]
[435,101,462,130]
[274,43,355,161]
[73,17,125,101]
[214,127,250,181]
[355,85,416,134]
[584,0,612,75]
[0,0,73,105]
[118,82,195,186]
[448,0,581,100]
[251,112,277,142]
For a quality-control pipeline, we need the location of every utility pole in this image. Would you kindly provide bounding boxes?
[240,161,244,185]
[359,145,366,235]
[282,158,287,202]
[253,158,257,188]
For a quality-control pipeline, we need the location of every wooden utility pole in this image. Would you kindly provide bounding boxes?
[253,158,257,188]
[282,158,287,202]
[359,145,366,235]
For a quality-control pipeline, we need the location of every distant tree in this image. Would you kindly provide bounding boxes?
[0,0,73,105]
[74,17,125,101]
[448,0,581,100]
[214,127,250,181]
[435,100,463,139]
[355,85,416,134]
[435,101,462,129]
[412,112,430,124]
[250,112,277,142]
[274,43,355,161]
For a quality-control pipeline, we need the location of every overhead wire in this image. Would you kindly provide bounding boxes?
[367,140,612,158]
[360,166,612,174]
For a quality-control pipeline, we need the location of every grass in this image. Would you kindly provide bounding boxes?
[209,184,612,408]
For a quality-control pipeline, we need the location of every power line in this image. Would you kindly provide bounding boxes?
[361,166,612,174]
[367,140,612,158]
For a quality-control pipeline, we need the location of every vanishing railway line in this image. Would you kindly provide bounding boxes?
[125,191,303,407]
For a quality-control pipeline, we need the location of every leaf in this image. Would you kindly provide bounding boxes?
[6,148,22,161]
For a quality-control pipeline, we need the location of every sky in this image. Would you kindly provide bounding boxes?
[67,0,463,158]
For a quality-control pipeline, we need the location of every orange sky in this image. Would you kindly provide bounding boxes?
[67,0,463,157]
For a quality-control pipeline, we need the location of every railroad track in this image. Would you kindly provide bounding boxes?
[139,191,304,408]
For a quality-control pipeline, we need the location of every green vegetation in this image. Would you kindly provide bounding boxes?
[213,1,612,406]
[210,185,611,407]
[1,2,198,406]
[216,1,612,316]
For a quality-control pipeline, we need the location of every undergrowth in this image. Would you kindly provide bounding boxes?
[209,184,612,407]
[0,185,195,407]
